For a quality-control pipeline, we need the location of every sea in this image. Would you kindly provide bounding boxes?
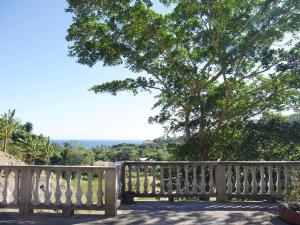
[52,139,145,148]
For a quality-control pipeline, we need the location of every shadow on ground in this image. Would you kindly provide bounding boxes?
[0,201,288,225]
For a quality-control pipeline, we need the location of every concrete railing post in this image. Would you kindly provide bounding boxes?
[104,168,118,216]
[216,162,227,202]
[19,167,33,215]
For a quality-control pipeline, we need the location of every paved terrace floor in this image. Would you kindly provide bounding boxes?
[0,201,288,225]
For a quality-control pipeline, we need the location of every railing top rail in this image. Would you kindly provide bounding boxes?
[125,161,300,165]
[0,163,124,170]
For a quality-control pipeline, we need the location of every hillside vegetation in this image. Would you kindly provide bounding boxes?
[1,109,300,165]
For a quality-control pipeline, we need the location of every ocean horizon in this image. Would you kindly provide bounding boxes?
[52,139,145,148]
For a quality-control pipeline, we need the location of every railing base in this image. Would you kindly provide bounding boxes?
[62,207,74,217]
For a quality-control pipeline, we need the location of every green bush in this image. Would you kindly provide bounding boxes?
[284,170,300,210]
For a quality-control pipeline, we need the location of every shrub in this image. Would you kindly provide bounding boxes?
[284,169,300,210]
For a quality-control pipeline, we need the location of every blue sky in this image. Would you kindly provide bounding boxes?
[0,0,165,140]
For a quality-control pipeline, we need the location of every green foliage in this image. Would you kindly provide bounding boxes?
[17,134,44,164]
[285,171,300,209]
[92,142,172,162]
[51,143,94,165]
[66,0,300,160]
[0,110,60,164]
[212,113,300,161]
[41,137,58,164]
[0,109,18,152]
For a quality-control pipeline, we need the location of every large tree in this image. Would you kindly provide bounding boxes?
[66,0,300,160]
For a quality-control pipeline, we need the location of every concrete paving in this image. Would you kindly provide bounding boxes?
[0,201,289,225]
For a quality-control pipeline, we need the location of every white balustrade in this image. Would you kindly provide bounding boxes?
[276,165,281,194]
[136,165,140,194]
[65,170,73,206]
[260,165,266,194]
[201,165,206,194]
[12,169,19,204]
[144,165,148,194]
[97,170,103,206]
[284,165,289,193]
[227,165,232,194]
[128,165,132,192]
[151,165,156,194]
[2,169,9,205]
[33,169,41,205]
[0,164,122,216]
[86,171,93,206]
[243,166,249,194]
[184,165,190,194]
[0,161,299,217]
[235,165,241,194]
[252,166,257,194]
[209,165,214,194]
[75,171,82,205]
[160,165,164,194]
[55,170,62,205]
[44,170,52,205]
[167,166,172,194]
[192,165,198,194]
[176,165,181,194]
[268,165,274,194]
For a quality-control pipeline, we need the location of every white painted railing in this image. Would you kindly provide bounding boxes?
[0,163,123,216]
[1,161,299,216]
[123,161,300,201]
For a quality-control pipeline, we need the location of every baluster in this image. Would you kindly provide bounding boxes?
[284,165,289,193]
[260,165,266,194]
[128,165,132,192]
[227,165,232,194]
[151,165,156,194]
[201,166,206,194]
[44,170,52,205]
[167,166,172,194]
[75,171,82,205]
[86,171,93,206]
[2,169,9,205]
[184,165,190,194]
[192,165,198,194]
[97,170,103,206]
[252,165,257,194]
[276,165,281,194]
[235,165,241,194]
[268,165,273,194]
[118,166,122,198]
[144,165,148,194]
[160,165,164,194]
[136,165,140,194]
[176,165,181,194]
[12,169,19,204]
[268,165,274,194]
[209,165,214,194]
[55,170,62,205]
[65,170,73,206]
[33,169,41,205]
[243,166,249,194]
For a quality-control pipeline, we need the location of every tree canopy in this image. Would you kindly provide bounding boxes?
[66,0,300,160]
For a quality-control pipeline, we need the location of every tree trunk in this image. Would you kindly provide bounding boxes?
[188,139,211,161]
[1,135,8,152]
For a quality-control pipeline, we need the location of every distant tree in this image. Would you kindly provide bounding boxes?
[67,0,300,160]
[41,137,57,164]
[17,134,43,164]
[23,122,33,133]
[213,114,300,161]
[59,144,95,165]
[0,109,17,152]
